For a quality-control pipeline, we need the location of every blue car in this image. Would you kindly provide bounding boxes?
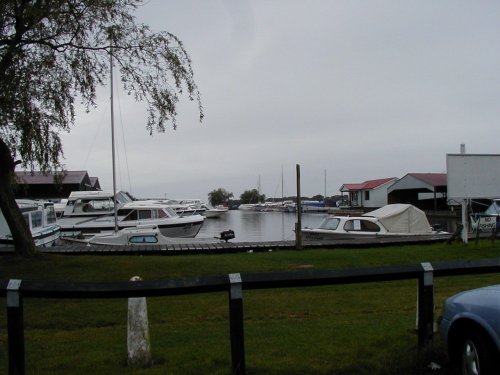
[439,285,500,375]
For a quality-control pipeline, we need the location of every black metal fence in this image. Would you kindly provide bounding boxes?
[2,257,500,375]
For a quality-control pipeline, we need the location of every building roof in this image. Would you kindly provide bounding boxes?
[340,177,397,192]
[387,173,447,194]
[89,177,101,189]
[15,171,89,185]
[407,173,447,187]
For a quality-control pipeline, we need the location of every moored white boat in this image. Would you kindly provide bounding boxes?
[70,224,234,246]
[59,200,205,239]
[202,203,229,218]
[302,204,448,241]
[161,199,206,216]
[238,203,257,211]
[0,200,60,247]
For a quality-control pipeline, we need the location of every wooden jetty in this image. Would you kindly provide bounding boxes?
[0,235,452,256]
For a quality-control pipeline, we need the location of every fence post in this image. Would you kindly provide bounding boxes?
[417,263,434,349]
[7,279,24,375]
[228,273,245,375]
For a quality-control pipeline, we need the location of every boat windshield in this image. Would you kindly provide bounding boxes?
[163,206,178,217]
[119,207,176,221]
[24,211,42,229]
[343,219,381,232]
[318,217,340,230]
[116,191,134,205]
[45,205,57,224]
[73,198,114,214]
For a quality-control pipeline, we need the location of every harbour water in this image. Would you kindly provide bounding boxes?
[197,209,459,242]
[197,210,327,242]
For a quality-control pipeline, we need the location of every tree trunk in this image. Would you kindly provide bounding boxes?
[0,138,37,256]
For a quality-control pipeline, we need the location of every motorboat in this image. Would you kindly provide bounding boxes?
[0,200,60,247]
[59,200,205,238]
[238,203,258,211]
[69,224,234,246]
[57,190,135,236]
[57,190,132,218]
[301,204,448,240]
[202,203,229,218]
[255,201,296,212]
[161,199,207,216]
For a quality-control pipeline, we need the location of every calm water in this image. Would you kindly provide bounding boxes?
[197,209,459,242]
[197,210,327,242]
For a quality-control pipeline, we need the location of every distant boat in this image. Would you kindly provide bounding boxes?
[302,204,448,240]
[160,199,207,217]
[0,200,60,247]
[301,200,328,212]
[202,203,229,218]
[238,203,258,211]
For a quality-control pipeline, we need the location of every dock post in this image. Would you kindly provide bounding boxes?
[7,279,24,375]
[228,273,245,375]
[295,164,302,249]
[417,263,434,349]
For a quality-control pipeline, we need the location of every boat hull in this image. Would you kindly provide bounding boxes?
[76,225,223,246]
[59,214,204,239]
[0,224,60,248]
[301,228,448,241]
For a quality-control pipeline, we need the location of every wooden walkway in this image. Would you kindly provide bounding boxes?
[0,235,452,256]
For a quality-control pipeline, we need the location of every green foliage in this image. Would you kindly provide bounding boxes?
[311,194,324,202]
[208,188,233,206]
[0,0,202,172]
[240,188,266,204]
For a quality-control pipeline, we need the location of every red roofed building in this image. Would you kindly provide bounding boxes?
[387,173,447,211]
[340,177,398,208]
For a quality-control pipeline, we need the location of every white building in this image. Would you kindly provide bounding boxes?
[340,177,398,208]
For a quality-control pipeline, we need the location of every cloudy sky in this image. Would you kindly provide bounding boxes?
[60,0,500,201]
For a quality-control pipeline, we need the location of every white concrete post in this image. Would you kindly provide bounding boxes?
[127,276,152,367]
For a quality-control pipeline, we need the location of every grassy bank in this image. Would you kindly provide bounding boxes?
[1,241,499,374]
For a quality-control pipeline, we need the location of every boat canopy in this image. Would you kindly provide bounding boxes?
[484,200,500,215]
[363,204,432,234]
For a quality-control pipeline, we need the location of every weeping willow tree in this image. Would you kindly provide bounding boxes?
[0,1,203,256]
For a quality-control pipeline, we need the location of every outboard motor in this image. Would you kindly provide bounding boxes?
[220,230,235,242]
[431,224,444,232]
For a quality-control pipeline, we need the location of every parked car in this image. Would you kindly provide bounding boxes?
[438,284,500,375]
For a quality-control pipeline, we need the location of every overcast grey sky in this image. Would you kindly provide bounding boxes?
[60,0,500,200]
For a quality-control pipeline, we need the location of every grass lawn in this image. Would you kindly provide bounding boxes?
[0,240,499,374]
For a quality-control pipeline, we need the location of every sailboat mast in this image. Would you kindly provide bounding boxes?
[110,49,118,232]
[324,169,327,200]
[281,165,284,201]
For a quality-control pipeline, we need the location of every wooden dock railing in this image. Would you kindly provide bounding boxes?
[2,257,500,375]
